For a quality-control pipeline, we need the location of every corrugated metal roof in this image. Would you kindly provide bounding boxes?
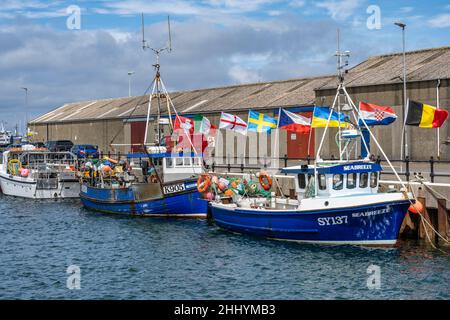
[31,46,450,124]
[318,46,450,90]
[31,76,330,124]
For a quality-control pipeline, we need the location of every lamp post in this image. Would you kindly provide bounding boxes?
[21,87,28,135]
[128,71,135,97]
[395,22,408,160]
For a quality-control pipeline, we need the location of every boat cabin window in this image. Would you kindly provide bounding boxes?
[359,173,368,188]
[298,174,306,189]
[166,158,173,168]
[154,158,162,166]
[318,174,327,190]
[347,173,356,189]
[176,158,184,166]
[193,158,200,166]
[184,158,191,166]
[370,172,379,188]
[333,174,344,191]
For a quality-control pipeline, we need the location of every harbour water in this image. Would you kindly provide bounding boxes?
[0,194,448,300]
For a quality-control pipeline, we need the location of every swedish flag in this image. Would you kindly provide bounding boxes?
[247,110,277,133]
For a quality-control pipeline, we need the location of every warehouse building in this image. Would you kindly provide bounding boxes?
[29,46,450,161]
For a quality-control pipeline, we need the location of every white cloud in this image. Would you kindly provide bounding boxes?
[316,0,364,21]
[400,7,414,13]
[94,0,202,16]
[289,0,306,7]
[228,65,261,83]
[206,0,282,12]
[429,14,450,28]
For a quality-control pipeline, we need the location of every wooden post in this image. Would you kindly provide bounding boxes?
[437,198,449,243]
[399,212,416,239]
[417,197,434,242]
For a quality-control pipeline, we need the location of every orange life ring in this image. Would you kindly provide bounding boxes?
[197,174,211,193]
[259,172,273,191]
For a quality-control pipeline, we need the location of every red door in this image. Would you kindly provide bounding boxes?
[287,111,315,159]
[131,121,146,153]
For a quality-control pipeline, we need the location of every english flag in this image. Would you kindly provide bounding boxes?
[219,112,248,135]
[358,102,397,126]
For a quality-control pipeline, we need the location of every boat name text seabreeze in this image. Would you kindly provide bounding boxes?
[343,164,372,171]
[352,207,391,218]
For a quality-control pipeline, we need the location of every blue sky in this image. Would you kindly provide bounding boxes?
[1,0,449,131]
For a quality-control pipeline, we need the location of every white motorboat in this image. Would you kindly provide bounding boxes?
[0,145,80,199]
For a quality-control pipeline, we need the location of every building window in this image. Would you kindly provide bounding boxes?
[360,173,368,188]
[298,174,306,189]
[347,173,357,189]
[370,172,378,188]
[318,174,327,190]
[333,174,344,190]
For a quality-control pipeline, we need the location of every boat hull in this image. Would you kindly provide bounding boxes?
[0,173,80,199]
[211,200,411,246]
[80,182,208,218]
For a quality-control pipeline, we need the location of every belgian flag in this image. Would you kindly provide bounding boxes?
[405,100,449,128]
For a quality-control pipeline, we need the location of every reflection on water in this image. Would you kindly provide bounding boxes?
[0,194,448,300]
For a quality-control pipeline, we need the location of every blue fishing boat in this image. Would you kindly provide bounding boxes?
[211,161,411,245]
[209,49,414,246]
[80,151,208,217]
[80,29,208,218]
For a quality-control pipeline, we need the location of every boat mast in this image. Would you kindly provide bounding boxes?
[142,14,173,147]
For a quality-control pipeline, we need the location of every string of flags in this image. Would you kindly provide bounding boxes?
[173,100,448,138]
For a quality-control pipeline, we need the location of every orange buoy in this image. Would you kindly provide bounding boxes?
[224,189,234,197]
[408,200,424,215]
[197,174,212,193]
[259,172,273,191]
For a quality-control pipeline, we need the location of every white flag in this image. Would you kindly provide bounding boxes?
[219,112,247,135]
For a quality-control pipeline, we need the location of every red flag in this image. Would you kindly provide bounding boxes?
[174,116,194,134]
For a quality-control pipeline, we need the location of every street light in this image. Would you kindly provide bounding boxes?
[128,71,135,97]
[395,22,408,160]
[21,87,28,135]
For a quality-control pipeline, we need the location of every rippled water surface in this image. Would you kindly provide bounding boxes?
[0,194,448,300]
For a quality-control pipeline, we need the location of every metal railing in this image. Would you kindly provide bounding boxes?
[74,151,450,183]
[205,155,450,183]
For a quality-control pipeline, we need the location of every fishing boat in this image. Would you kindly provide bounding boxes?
[0,122,11,147]
[0,145,80,199]
[79,150,207,217]
[79,17,208,218]
[209,49,414,246]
